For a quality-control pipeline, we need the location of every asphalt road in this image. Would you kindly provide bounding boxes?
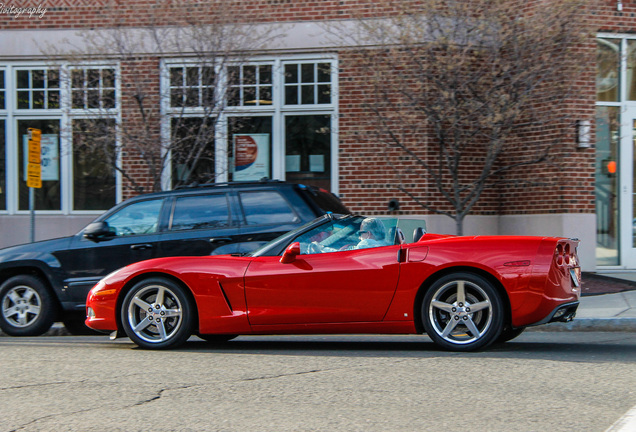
[1,332,636,432]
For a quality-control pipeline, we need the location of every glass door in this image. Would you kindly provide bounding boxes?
[595,106,636,268]
[622,110,636,266]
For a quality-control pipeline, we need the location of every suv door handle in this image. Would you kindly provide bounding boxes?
[209,237,232,244]
[131,244,153,250]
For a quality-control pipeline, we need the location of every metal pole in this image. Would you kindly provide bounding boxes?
[29,187,35,243]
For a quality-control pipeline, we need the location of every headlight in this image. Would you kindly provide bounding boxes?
[90,279,116,297]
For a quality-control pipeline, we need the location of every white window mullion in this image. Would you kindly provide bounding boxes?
[272,58,284,180]
[5,66,16,214]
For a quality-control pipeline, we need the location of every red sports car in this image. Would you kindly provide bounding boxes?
[86,214,581,351]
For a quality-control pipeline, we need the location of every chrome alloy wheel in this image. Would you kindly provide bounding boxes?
[428,279,493,345]
[2,286,42,328]
[126,284,184,344]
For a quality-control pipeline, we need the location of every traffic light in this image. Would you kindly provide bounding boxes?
[602,159,617,177]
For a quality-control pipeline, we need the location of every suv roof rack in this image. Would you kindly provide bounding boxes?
[174,178,286,190]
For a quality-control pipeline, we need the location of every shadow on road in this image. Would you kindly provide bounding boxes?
[144,332,636,362]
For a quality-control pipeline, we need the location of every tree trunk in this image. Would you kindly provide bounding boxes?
[455,214,464,236]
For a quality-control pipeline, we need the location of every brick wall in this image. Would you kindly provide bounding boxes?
[1,0,622,220]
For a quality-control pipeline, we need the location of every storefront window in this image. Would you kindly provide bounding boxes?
[596,106,619,266]
[72,119,117,210]
[169,66,215,108]
[285,115,331,190]
[228,116,272,181]
[284,62,332,105]
[228,65,272,106]
[17,119,61,211]
[171,117,216,187]
[71,67,116,109]
[16,69,60,110]
[597,38,620,102]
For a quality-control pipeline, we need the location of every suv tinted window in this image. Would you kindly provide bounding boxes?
[170,194,230,231]
[300,187,349,214]
[104,199,163,236]
[240,191,298,225]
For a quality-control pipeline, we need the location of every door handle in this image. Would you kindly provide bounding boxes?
[131,244,153,250]
[209,237,232,244]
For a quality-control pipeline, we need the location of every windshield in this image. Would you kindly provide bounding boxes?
[249,215,427,257]
[247,215,334,257]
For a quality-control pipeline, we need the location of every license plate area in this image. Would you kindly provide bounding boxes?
[570,268,581,288]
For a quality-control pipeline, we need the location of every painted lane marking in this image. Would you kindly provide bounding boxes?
[606,404,636,432]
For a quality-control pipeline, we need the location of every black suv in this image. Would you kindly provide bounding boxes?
[0,181,348,336]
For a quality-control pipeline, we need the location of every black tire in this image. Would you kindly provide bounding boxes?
[496,326,526,344]
[421,272,504,352]
[198,334,237,343]
[0,275,57,336]
[121,277,194,349]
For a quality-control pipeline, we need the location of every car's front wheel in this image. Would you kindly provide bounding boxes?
[0,275,56,336]
[121,278,194,349]
[422,272,504,351]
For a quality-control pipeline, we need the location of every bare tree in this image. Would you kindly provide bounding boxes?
[336,0,595,234]
[46,0,279,195]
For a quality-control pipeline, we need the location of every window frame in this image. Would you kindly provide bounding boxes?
[160,55,339,193]
[0,62,121,216]
[69,66,118,112]
[227,63,274,108]
[14,67,62,112]
[282,60,335,107]
[0,68,6,112]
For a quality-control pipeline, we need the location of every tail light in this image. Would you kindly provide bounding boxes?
[555,241,577,267]
[555,239,581,288]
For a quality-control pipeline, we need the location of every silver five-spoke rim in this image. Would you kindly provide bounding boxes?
[428,280,493,345]
[127,284,183,344]
[2,286,41,328]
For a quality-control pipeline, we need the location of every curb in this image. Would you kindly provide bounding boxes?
[533,318,636,332]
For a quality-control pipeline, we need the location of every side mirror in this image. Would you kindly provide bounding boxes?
[280,242,301,264]
[83,222,115,242]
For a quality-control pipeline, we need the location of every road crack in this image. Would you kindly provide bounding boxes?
[133,384,196,406]
[241,369,324,382]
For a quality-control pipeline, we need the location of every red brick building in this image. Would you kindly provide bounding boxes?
[0,0,633,271]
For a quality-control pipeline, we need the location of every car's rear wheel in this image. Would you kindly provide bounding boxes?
[121,278,194,349]
[0,275,56,336]
[422,272,504,351]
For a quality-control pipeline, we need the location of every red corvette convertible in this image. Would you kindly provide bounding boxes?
[86,214,581,351]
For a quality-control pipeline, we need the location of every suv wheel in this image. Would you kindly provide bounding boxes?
[0,275,56,336]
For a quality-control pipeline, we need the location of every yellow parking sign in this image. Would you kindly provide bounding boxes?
[27,163,42,188]
[27,128,42,188]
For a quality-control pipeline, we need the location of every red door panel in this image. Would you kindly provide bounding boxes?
[244,246,401,325]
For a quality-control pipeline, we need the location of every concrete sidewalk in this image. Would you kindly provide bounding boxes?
[542,290,636,332]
